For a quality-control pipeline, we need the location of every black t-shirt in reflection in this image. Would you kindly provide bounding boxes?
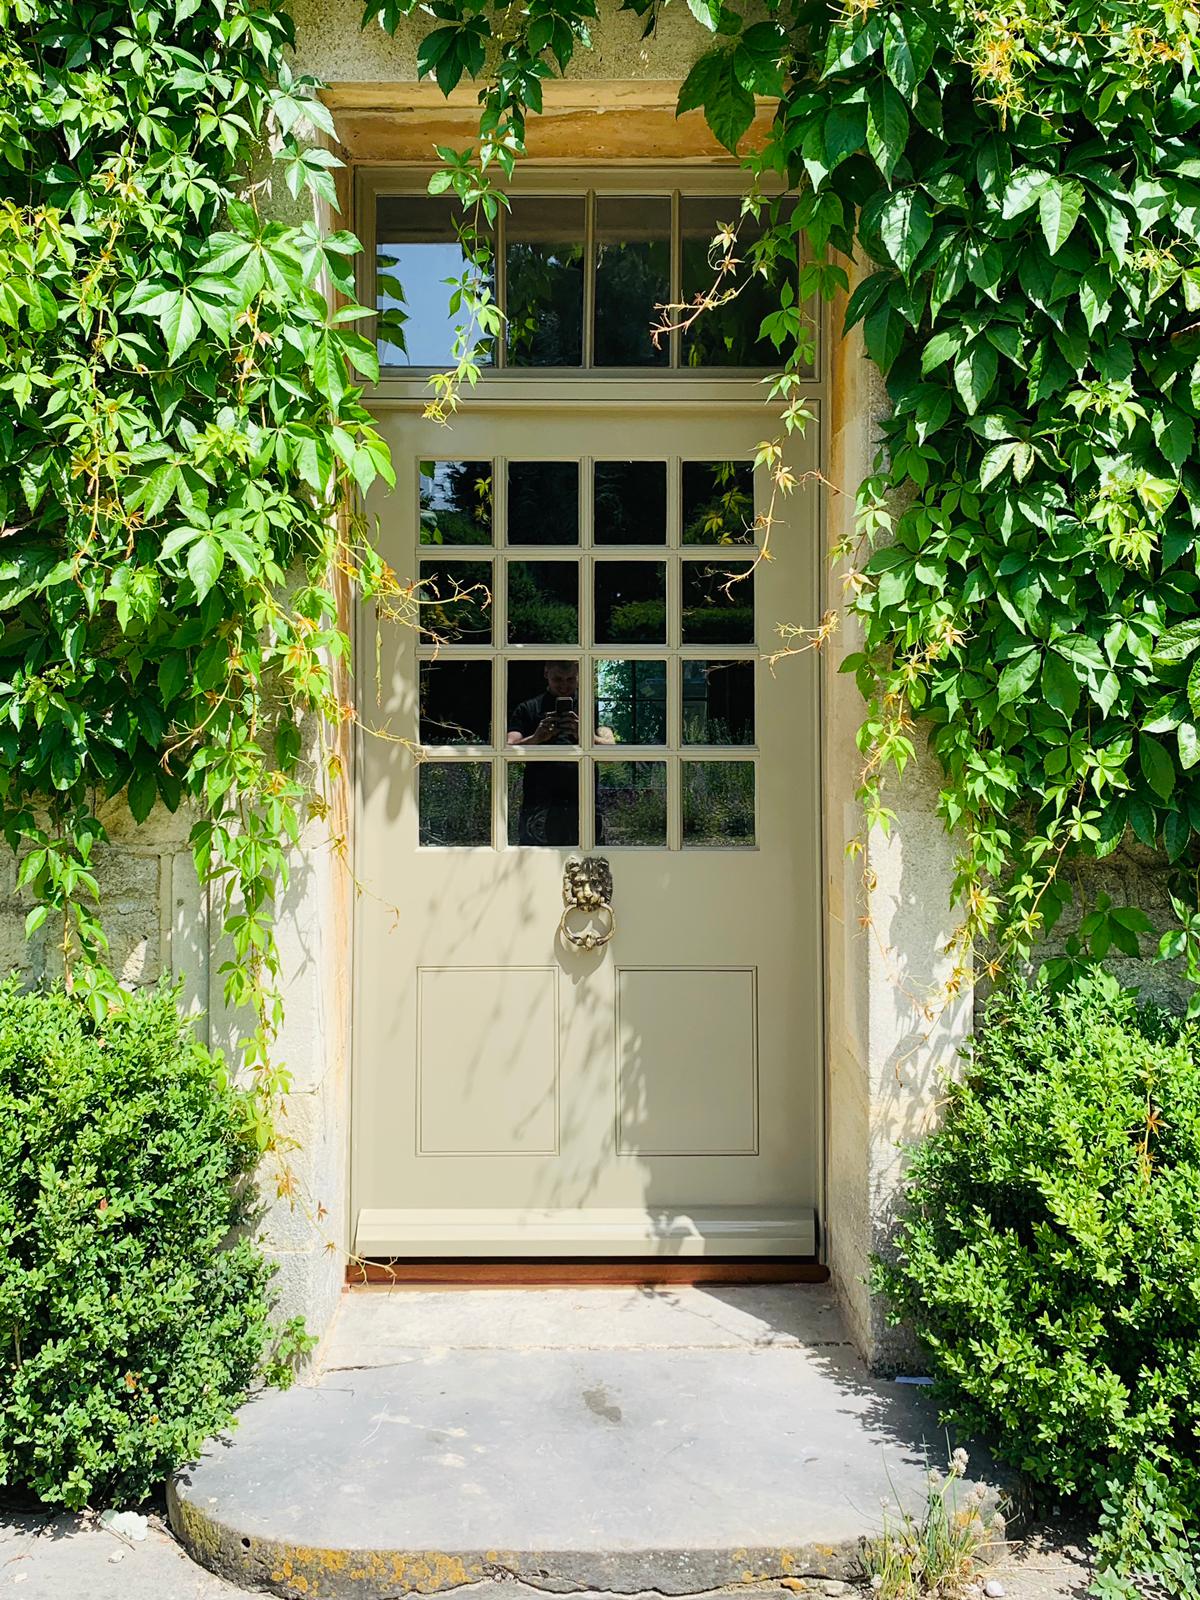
[508,692,578,845]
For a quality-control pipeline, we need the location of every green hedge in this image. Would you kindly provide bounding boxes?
[878,974,1200,1587]
[0,982,289,1508]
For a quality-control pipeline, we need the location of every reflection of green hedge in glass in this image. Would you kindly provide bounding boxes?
[607,600,666,642]
[683,761,754,845]
[507,562,577,643]
[596,763,667,845]
[419,763,491,846]
[682,604,754,643]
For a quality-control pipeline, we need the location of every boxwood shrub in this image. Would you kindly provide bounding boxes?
[878,973,1200,1581]
[0,981,285,1508]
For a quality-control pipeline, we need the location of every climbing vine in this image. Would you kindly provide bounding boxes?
[0,0,406,1148]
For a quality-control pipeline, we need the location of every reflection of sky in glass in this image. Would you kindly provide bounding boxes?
[377,242,493,368]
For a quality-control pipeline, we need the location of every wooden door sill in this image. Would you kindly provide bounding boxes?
[346,1258,829,1287]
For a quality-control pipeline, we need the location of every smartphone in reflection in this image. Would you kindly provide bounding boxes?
[554,695,575,743]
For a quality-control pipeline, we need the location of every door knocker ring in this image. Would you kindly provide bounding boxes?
[559,855,616,951]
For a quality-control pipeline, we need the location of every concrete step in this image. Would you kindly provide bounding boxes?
[168,1286,1007,1600]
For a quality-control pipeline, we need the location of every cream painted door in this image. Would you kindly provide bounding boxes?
[353,404,821,1256]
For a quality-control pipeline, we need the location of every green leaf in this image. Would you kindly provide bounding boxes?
[158,653,189,706]
[824,100,867,169]
[1001,166,1052,219]
[997,647,1040,706]
[686,0,722,31]
[127,767,159,825]
[1188,657,1200,721]
[877,188,931,275]
[1038,178,1084,256]
[160,293,202,361]
[1139,732,1175,800]
[1178,722,1200,771]
[733,22,785,94]
[700,52,756,154]
[882,14,917,101]
[953,339,998,414]
[866,80,909,181]
[1042,650,1081,719]
[1155,618,1200,663]
[1165,808,1191,862]
[187,535,224,601]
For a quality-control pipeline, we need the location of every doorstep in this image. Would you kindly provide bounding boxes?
[168,1285,1007,1600]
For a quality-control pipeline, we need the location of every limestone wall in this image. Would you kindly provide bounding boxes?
[0,799,206,1006]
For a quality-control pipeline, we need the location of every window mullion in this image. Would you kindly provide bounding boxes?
[669,189,681,371]
[583,189,596,369]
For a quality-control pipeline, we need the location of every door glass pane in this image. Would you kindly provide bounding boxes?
[594,461,667,545]
[594,196,670,368]
[420,461,493,545]
[419,762,492,847]
[508,762,579,846]
[418,560,492,644]
[506,660,580,748]
[376,196,494,369]
[508,462,579,546]
[682,461,756,546]
[681,560,755,644]
[419,660,492,745]
[507,561,579,644]
[594,561,666,644]
[505,196,585,367]
[679,197,779,369]
[594,659,666,744]
[596,761,667,846]
[683,761,755,847]
[682,660,754,744]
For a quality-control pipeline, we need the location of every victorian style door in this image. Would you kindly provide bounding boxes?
[352,172,822,1257]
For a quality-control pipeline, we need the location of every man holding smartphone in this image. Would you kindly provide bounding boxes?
[507,662,614,845]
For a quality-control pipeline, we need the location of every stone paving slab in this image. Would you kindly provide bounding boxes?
[170,1287,1006,1600]
[317,1285,848,1365]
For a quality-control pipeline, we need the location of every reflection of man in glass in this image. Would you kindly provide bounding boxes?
[507,662,613,845]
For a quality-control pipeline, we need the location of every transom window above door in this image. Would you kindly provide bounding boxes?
[372,187,781,372]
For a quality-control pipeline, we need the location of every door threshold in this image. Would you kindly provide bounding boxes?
[346,1258,829,1287]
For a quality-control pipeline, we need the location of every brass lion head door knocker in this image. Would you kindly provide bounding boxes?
[559,855,616,952]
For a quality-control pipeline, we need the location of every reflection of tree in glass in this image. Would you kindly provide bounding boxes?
[595,660,666,743]
[682,461,755,546]
[684,762,754,845]
[419,764,491,847]
[419,461,492,545]
[595,241,671,367]
[507,562,577,643]
[506,242,585,366]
